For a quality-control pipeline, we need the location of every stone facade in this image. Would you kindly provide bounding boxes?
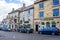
[19,4,34,28]
[3,0,60,32]
[34,0,60,32]
[8,9,20,30]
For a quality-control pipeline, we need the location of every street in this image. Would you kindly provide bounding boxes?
[0,31,60,40]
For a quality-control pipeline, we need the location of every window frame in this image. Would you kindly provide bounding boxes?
[39,3,44,9]
[39,11,44,19]
[28,9,30,14]
[53,8,59,17]
[53,0,59,6]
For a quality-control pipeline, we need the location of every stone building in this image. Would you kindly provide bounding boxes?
[8,8,20,30]
[19,4,34,28]
[34,0,60,32]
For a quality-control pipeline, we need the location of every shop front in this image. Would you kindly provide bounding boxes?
[34,18,60,32]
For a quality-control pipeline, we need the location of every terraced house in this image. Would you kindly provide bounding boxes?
[6,0,60,32]
[34,0,60,32]
[8,8,20,30]
[7,3,34,31]
[19,3,34,28]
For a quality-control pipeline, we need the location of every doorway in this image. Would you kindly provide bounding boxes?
[52,21,56,27]
[35,24,38,31]
[46,22,50,27]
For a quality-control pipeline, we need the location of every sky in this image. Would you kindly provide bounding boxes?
[0,0,34,21]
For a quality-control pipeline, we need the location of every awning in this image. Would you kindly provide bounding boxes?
[51,21,56,25]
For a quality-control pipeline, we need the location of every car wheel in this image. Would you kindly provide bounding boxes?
[52,33,55,35]
[20,31,21,33]
[27,31,29,33]
[55,33,59,35]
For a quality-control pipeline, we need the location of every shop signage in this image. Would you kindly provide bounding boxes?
[24,21,29,23]
[44,18,54,20]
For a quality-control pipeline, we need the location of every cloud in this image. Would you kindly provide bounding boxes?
[20,0,34,6]
[0,0,22,21]
[0,0,34,21]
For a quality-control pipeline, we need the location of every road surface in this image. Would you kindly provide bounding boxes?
[0,31,60,40]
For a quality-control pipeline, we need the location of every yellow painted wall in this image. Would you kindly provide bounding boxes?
[34,0,60,31]
[34,0,60,19]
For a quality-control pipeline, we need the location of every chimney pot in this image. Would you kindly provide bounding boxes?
[23,3,25,8]
[12,8,14,11]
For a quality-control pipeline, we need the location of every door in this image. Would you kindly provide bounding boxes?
[36,24,38,31]
[46,22,50,27]
[52,21,56,27]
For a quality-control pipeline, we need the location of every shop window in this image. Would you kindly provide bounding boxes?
[52,25,56,27]
[41,22,45,25]
[51,21,56,27]
[46,22,50,27]
[53,8,59,17]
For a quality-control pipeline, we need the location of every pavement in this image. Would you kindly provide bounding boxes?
[0,31,60,40]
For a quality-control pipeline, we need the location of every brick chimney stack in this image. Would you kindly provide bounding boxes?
[23,3,26,8]
[12,8,14,11]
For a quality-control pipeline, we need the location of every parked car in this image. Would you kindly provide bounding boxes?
[17,25,23,32]
[51,27,60,35]
[18,25,34,33]
[38,27,60,35]
[0,27,2,30]
[1,27,11,32]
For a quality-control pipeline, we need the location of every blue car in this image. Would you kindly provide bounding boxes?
[1,27,11,32]
[38,27,60,35]
[18,25,34,33]
[51,27,60,35]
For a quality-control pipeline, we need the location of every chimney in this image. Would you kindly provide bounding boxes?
[23,3,26,8]
[34,0,42,2]
[12,8,14,11]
